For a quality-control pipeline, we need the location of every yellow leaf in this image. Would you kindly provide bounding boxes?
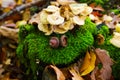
[3,8,11,13]
[17,0,23,5]
[80,51,91,72]
[23,9,31,21]
[80,50,96,76]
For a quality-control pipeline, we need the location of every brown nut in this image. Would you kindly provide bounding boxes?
[60,35,67,47]
[49,37,59,48]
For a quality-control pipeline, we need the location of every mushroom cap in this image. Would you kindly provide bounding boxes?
[47,11,64,25]
[53,25,67,34]
[57,0,76,5]
[39,11,49,24]
[38,22,53,35]
[80,6,93,16]
[73,16,86,25]
[44,5,59,13]
[69,3,87,15]
[110,32,120,48]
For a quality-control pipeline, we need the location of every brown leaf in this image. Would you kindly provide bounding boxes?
[92,11,103,17]
[0,64,4,78]
[42,65,65,80]
[69,68,84,80]
[0,26,19,42]
[106,15,120,29]
[23,9,31,21]
[0,47,7,63]
[29,14,40,25]
[91,48,113,80]
[89,3,104,12]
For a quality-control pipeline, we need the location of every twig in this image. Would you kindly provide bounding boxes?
[0,0,50,21]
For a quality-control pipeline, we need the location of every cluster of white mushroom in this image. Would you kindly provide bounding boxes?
[38,2,93,35]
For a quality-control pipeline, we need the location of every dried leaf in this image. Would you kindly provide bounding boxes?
[3,8,11,13]
[92,11,103,17]
[105,15,120,29]
[0,26,19,42]
[115,23,120,32]
[1,0,16,9]
[80,50,96,76]
[0,65,4,77]
[80,51,91,73]
[42,65,65,80]
[89,3,104,11]
[17,0,23,5]
[29,14,40,24]
[94,48,113,80]
[23,9,31,21]
[69,68,84,80]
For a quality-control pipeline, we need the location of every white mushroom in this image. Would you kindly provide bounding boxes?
[73,16,86,25]
[53,25,67,34]
[80,6,93,16]
[59,19,72,30]
[44,5,59,13]
[47,11,64,25]
[39,10,49,24]
[38,22,53,35]
[110,32,120,48]
[57,0,76,5]
[69,3,87,15]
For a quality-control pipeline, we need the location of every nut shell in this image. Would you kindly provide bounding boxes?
[49,37,59,48]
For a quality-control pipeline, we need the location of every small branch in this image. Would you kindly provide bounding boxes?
[0,0,50,21]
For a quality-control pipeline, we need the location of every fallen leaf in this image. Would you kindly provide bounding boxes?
[0,64,4,78]
[23,9,31,21]
[105,15,120,29]
[89,3,104,12]
[1,0,16,9]
[92,48,113,80]
[0,47,7,63]
[42,65,65,80]
[115,23,120,32]
[80,50,96,76]
[0,26,19,42]
[69,68,84,80]
[80,51,91,73]
[16,0,23,5]
[92,11,103,17]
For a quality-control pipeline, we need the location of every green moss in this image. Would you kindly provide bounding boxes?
[97,25,109,38]
[24,28,93,65]
[17,18,96,79]
[82,18,97,35]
